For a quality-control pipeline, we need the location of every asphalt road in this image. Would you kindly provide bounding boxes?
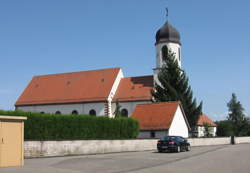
[1,144,250,173]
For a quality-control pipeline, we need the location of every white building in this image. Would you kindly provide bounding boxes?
[131,102,190,138]
[15,19,183,119]
[193,114,217,137]
[15,68,152,117]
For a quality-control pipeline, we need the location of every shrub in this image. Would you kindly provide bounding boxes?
[216,120,234,137]
[0,110,139,140]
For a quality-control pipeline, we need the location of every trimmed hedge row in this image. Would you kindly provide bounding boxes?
[0,110,139,140]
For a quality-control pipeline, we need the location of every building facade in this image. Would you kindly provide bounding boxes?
[193,114,217,137]
[15,18,182,118]
[131,102,190,138]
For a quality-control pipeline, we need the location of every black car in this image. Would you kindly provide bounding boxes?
[157,136,191,153]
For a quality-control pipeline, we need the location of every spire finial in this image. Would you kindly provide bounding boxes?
[165,7,168,21]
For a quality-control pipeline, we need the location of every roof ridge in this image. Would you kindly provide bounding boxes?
[137,101,181,106]
[131,100,183,130]
[34,67,121,77]
[124,75,153,78]
[197,114,217,126]
[15,67,122,106]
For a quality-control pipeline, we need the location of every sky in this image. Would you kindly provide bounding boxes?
[0,0,249,120]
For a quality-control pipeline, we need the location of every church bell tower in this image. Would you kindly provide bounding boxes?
[153,18,182,85]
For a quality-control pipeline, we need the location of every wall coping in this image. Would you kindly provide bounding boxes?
[0,115,27,120]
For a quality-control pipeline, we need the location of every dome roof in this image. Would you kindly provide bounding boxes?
[155,22,181,45]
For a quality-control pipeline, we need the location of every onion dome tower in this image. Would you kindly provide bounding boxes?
[153,14,182,85]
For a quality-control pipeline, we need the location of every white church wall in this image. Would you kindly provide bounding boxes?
[16,102,107,116]
[168,105,189,138]
[16,100,152,118]
[156,42,181,68]
[111,101,151,117]
[83,102,106,116]
[154,42,181,85]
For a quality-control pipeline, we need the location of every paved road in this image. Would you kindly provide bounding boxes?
[1,144,250,173]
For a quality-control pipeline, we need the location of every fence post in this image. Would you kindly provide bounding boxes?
[230,136,235,145]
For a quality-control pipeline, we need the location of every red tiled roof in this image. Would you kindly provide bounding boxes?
[131,102,182,130]
[15,68,121,106]
[113,75,153,102]
[197,114,217,126]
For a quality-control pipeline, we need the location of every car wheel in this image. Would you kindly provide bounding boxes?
[176,146,180,153]
[186,145,191,151]
[158,149,163,153]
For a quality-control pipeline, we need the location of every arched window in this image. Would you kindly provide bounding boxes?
[89,109,96,116]
[150,131,156,138]
[121,109,128,117]
[72,110,78,115]
[55,111,61,115]
[161,45,168,61]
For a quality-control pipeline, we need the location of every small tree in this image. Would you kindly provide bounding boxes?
[203,122,213,137]
[114,101,122,118]
[239,117,250,136]
[227,93,246,136]
[216,120,234,136]
[152,49,202,127]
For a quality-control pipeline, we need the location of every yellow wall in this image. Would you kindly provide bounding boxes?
[0,116,26,167]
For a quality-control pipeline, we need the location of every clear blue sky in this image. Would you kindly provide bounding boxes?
[0,0,249,120]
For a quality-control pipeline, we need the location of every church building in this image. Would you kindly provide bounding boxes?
[15,19,182,118]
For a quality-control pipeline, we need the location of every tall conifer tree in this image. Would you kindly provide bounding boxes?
[227,93,247,136]
[114,101,122,118]
[152,48,202,127]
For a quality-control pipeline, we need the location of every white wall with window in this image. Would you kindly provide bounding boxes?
[197,126,217,137]
[111,101,151,117]
[16,102,107,116]
[16,100,153,118]
[155,42,181,67]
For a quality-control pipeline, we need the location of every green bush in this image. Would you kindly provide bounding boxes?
[216,120,234,136]
[0,110,139,140]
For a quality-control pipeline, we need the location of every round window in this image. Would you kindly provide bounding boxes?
[121,109,128,117]
[89,109,96,116]
[55,111,61,115]
[72,110,78,115]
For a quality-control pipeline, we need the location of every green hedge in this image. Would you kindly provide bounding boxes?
[0,110,139,140]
